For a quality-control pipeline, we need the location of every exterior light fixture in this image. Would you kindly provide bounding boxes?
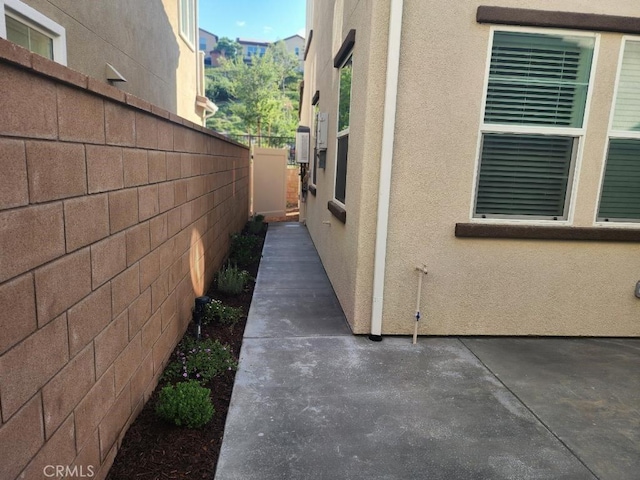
[193,296,210,339]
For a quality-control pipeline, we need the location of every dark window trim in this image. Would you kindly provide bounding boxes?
[312,90,320,106]
[455,223,640,242]
[334,29,356,68]
[309,184,317,196]
[328,200,346,223]
[304,29,313,60]
[477,6,640,34]
[298,80,304,119]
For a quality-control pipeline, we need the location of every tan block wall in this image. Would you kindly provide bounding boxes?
[0,41,249,480]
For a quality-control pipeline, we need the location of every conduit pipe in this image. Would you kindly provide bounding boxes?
[369,0,404,341]
[413,265,428,344]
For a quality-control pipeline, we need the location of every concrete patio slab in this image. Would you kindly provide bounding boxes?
[218,336,596,480]
[462,337,640,480]
[215,223,640,480]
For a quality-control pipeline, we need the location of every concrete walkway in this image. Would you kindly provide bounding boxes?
[215,223,640,480]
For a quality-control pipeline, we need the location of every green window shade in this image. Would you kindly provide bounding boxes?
[612,41,640,132]
[335,135,348,204]
[598,140,640,221]
[476,134,574,217]
[485,32,594,128]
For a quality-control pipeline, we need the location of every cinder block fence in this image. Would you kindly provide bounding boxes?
[0,39,249,480]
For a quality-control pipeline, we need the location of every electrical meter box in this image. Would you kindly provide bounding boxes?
[295,126,310,163]
[316,112,328,150]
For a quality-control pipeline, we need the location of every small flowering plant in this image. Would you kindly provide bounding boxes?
[202,299,243,327]
[163,336,238,385]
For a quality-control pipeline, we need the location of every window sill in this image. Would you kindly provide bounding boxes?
[309,185,316,196]
[455,223,640,242]
[179,31,196,52]
[328,200,346,223]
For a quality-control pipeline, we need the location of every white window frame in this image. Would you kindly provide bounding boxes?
[333,52,353,208]
[0,0,66,65]
[178,0,196,51]
[594,35,640,227]
[469,26,600,225]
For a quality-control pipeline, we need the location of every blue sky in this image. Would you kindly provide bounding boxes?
[199,0,306,42]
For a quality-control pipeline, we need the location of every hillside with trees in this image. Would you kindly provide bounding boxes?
[205,38,302,141]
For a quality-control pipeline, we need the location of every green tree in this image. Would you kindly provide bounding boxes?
[214,37,241,60]
[269,41,300,91]
[205,67,233,103]
[205,41,303,138]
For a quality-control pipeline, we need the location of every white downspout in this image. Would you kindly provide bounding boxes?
[370,0,404,341]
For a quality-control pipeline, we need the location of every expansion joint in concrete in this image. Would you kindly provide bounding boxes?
[457,338,602,480]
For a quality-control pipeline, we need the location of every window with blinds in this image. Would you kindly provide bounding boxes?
[475,31,595,219]
[335,54,352,206]
[598,40,640,222]
[476,134,575,217]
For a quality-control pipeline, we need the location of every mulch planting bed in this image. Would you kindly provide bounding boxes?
[107,223,267,480]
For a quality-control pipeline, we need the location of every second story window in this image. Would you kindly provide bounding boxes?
[1,0,66,64]
[179,0,195,49]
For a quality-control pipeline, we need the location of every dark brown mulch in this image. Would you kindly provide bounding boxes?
[106,225,266,480]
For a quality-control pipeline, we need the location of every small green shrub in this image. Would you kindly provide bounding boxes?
[217,262,252,295]
[248,215,265,234]
[156,380,214,428]
[229,233,261,268]
[202,299,243,326]
[163,337,238,384]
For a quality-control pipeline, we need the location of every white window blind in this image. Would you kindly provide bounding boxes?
[598,40,640,222]
[612,41,640,132]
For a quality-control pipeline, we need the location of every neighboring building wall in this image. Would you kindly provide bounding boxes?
[2,0,202,123]
[302,0,640,337]
[198,28,218,66]
[0,42,249,480]
[199,28,218,53]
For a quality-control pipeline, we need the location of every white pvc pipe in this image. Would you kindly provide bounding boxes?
[413,265,428,344]
[370,0,404,339]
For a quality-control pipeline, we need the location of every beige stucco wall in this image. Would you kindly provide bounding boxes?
[303,0,640,336]
[16,0,201,123]
[303,0,389,333]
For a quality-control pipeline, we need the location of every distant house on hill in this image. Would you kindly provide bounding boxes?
[283,34,305,71]
[198,27,218,66]
[237,37,271,63]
